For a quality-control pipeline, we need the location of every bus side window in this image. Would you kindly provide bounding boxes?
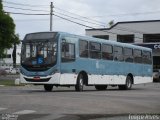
[79,40,89,58]
[89,42,101,59]
[142,51,152,64]
[124,47,133,62]
[114,46,124,62]
[102,44,113,60]
[134,49,142,63]
[61,42,75,62]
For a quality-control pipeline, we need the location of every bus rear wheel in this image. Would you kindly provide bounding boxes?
[95,85,107,90]
[75,74,84,91]
[118,76,132,90]
[44,84,53,92]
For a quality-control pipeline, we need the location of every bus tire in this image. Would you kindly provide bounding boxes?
[118,76,132,90]
[44,84,53,92]
[75,74,84,92]
[95,85,107,90]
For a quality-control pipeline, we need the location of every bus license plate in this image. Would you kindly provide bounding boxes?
[33,77,40,80]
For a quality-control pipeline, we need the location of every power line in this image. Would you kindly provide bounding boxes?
[54,7,106,26]
[54,14,95,29]
[54,14,143,39]
[3,0,105,26]
[4,5,49,12]
[1,1,150,40]
[4,8,145,40]
[5,10,97,29]
[2,0,48,7]
[4,11,49,15]
[4,4,104,27]
[54,14,144,39]
[5,11,144,39]
[55,11,105,27]
[15,19,49,22]
[4,4,105,27]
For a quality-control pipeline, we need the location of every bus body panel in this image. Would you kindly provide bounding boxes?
[134,76,153,84]
[59,73,77,85]
[87,74,125,85]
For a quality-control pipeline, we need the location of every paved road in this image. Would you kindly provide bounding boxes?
[0,83,160,120]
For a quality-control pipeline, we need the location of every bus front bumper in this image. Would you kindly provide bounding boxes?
[20,73,61,85]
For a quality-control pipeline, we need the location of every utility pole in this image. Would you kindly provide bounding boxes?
[50,2,53,31]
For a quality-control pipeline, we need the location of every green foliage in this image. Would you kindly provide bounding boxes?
[0,80,15,86]
[0,0,20,58]
[0,0,2,12]
[108,20,114,27]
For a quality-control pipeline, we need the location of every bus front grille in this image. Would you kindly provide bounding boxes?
[24,77,51,82]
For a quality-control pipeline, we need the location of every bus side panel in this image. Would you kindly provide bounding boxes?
[88,60,127,85]
[76,59,127,85]
[134,76,153,84]
[88,75,126,85]
[60,61,78,85]
[134,64,153,84]
[59,73,77,85]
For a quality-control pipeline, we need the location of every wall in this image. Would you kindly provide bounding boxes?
[86,21,160,43]
[0,43,21,68]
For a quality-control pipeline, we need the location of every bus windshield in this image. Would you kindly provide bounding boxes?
[21,40,57,71]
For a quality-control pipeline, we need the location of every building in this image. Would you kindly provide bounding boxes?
[85,20,160,71]
[0,43,21,68]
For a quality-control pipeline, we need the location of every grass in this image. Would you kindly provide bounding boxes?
[0,80,15,86]
[0,79,26,86]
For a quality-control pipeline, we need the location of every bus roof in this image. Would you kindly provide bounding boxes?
[58,32,152,52]
[24,31,152,52]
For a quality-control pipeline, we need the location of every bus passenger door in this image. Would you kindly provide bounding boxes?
[60,39,77,85]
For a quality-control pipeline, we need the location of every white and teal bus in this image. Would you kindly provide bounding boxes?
[20,32,153,91]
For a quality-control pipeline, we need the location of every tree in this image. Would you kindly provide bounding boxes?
[108,20,114,27]
[0,0,2,11]
[0,0,20,59]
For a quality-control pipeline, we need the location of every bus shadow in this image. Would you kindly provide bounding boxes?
[24,87,145,93]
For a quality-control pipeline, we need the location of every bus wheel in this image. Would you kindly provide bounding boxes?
[118,76,132,90]
[95,85,107,90]
[75,74,84,91]
[44,84,53,92]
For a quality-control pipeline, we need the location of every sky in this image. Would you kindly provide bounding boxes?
[2,0,160,39]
